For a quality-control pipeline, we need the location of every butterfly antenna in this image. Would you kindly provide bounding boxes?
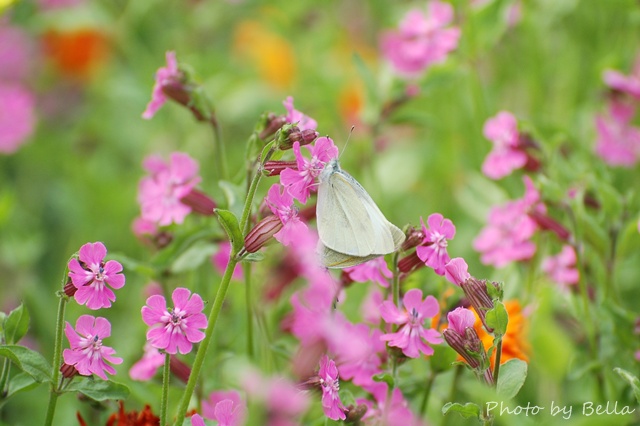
[338,126,356,160]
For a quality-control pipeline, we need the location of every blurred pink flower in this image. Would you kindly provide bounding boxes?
[280,137,339,204]
[481,111,528,179]
[283,96,317,131]
[265,183,308,246]
[142,51,180,119]
[63,315,122,380]
[142,287,207,354]
[595,100,640,167]
[202,390,246,426]
[603,55,640,99]
[137,152,201,226]
[380,289,442,358]
[444,257,471,286]
[416,213,455,275]
[318,355,346,421]
[542,245,579,286]
[446,307,476,335]
[344,257,392,287]
[129,342,164,381]
[190,414,206,426]
[0,83,35,154]
[381,0,460,77]
[358,388,424,426]
[68,241,125,310]
[473,176,544,268]
[361,289,384,324]
[0,25,33,82]
[37,0,84,10]
[212,242,243,280]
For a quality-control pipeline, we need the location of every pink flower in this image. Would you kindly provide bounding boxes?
[446,307,476,335]
[212,242,243,281]
[358,388,424,426]
[344,258,392,287]
[202,390,246,426]
[190,414,206,426]
[603,55,640,99]
[0,25,33,82]
[265,184,308,246]
[0,83,35,154]
[595,100,640,167]
[142,51,180,119]
[280,137,339,204]
[481,111,528,179]
[63,315,122,380]
[283,96,317,131]
[361,289,384,324]
[380,289,442,358]
[416,213,455,275]
[318,355,347,420]
[142,287,207,354]
[137,152,202,226]
[542,245,579,286]
[68,242,125,310]
[473,176,543,268]
[37,0,84,10]
[444,257,471,286]
[129,342,165,381]
[381,0,460,77]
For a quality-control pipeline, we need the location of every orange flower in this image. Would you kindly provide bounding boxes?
[43,28,109,80]
[233,21,295,89]
[338,83,363,125]
[76,401,159,426]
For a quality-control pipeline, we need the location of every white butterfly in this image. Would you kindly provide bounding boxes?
[316,158,405,268]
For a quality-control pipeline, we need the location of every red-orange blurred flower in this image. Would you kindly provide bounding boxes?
[43,28,109,80]
[76,401,159,426]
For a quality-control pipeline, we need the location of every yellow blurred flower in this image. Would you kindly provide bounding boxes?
[338,82,363,125]
[233,20,295,89]
[0,0,16,10]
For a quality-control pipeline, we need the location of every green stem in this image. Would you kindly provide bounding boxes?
[419,371,437,416]
[43,293,68,426]
[239,143,275,233]
[0,358,10,397]
[211,118,227,181]
[492,338,503,387]
[244,263,254,360]
[391,251,400,310]
[160,353,171,426]
[173,256,239,425]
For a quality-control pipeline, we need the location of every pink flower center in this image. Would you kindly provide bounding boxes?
[431,231,448,252]
[168,308,188,332]
[408,308,422,327]
[321,377,340,395]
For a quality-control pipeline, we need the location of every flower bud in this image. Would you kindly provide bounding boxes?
[60,362,79,379]
[63,278,76,297]
[401,226,424,251]
[180,189,216,216]
[527,210,571,241]
[345,404,368,423]
[258,113,287,140]
[443,327,493,385]
[275,123,318,150]
[169,355,191,384]
[263,160,298,176]
[460,278,501,333]
[244,215,283,253]
[398,251,425,273]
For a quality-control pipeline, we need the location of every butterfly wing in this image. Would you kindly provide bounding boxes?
[318,241,384,269]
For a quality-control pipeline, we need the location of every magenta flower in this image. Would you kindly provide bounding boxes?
[129,342,165,381]
[142,287,207,354]
[190,414,206,426]
[473,176,543,268]
[280,137,339,204]
[202,390,246,426]
[481,111,528,179]
[137,152,202,226]
[542,245,579,287]
[265,183,308,246]
[68,242,125,310]
[594,100,640,167]
[318,355,346,421]
[0,83,35,154]
[358,388,424,426]
[212,242,243,281]
[380,289,442,358]
[142,51,180,119]
[344,258,392,287]
[446,307,476,335]
[416,213,455,275]
[0,26,33,82]
[283,96,317,131]
[381,0,460,77]
[603,55,640,99]
[444,257,471,286]
[63,315,122,380]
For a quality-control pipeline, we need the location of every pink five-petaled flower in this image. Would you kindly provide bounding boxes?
[283,96,317,131]
[381,0,460,78]
[202,390,246,426]
[344,257,392,288]
[416,213,455,276]
[142,287,207,355]
[318,355,347,421]
[603,55,640,100]
[594,100,640,167]
[446,307,476,335]
[380,289,442,358]
[279,137,339,204]
[142,51,180,119]
[137,152,202,226]
[481,111,528,179]
[0,83,36,154]
[542,245,579,287]
[63,315,122,380]
[68,241,125,310]
[265,183,308,246]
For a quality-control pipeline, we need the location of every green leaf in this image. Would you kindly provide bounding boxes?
[614,368,640,404]
[170,241,217,274]
[214,209,243,255]
[0,345,51,383]
[430,345,458,373]
[218,180,245,219]
[442,402,481,419]
[4,304,29,345]
[372,373,394,388]
[240,252,265,263]
[66,378,130,401]
[7,372,40,398]
[497,359,528,399]
[485,301,509,336]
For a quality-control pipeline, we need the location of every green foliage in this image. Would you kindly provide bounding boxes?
[497,359,528,399]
